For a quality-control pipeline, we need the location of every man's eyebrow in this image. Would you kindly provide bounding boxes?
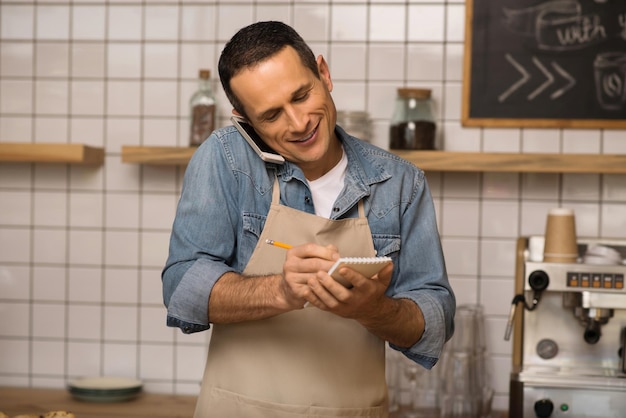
[255,83,312,121]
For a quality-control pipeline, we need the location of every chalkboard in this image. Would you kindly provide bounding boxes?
[462,0,626,128]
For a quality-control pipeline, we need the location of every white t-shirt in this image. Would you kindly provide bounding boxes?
[308,148,348,218]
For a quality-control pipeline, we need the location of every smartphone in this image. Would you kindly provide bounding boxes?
[231,116,285,164]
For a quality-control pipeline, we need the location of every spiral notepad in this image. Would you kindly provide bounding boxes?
[327,256,392,288]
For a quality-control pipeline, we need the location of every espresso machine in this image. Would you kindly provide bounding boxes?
[506,236,626,418]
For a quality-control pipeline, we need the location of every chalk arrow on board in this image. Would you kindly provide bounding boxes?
[498,54,530,102]
[549,62,576,99]
[498,54,576,102]
[528,57,554,100]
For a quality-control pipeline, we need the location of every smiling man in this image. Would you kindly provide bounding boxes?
[162,21,455,418]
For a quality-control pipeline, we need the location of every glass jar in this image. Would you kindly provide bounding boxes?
[389,88,436,150]
[336,110,372,142]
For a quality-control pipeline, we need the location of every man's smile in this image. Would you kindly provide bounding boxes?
[288,124,318,144]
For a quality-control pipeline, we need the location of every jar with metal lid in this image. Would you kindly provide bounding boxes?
[389,88,436,150]
[336,110,372,142]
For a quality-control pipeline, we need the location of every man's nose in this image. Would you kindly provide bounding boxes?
[285,108,308,133]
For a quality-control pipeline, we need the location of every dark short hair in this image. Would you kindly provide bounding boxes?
[218,21,320,119]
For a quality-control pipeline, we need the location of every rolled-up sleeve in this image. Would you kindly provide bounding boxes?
[165,258,235,333]
[388,172,455,368]
[162,134,240,333]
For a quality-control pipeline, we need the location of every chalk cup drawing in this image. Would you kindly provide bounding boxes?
[594,52,626,111]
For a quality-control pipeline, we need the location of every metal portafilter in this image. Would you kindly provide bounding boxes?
[584,320,602,345]
[574,306,613,344]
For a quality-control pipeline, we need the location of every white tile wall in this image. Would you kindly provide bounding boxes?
[1,0,625,413]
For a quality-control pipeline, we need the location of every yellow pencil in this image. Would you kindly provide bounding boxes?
[265,239,292,249]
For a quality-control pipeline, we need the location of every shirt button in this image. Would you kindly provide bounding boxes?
[183,326,192,334]
[333,207,340,212]
[305,196,311,204]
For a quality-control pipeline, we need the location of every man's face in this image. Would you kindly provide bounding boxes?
[230,46,340,180]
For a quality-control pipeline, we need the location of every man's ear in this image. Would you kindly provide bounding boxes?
[316,55,333,92]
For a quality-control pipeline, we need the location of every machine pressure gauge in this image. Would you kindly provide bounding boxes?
[536,338,559,359]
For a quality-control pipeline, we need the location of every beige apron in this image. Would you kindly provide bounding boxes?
[193,178,388,418]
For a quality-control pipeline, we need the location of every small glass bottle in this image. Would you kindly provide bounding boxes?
[389,88,436,150]
[189,69,216,146]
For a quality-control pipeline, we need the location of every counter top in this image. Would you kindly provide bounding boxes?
[1,387,507,418]
[0,387,196,418]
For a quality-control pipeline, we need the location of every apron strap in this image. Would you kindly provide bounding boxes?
[358,199,365,218]
[272,176,281,205]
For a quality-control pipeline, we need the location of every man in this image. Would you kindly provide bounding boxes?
[162,21,455,417]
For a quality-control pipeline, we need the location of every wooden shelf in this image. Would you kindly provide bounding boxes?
[392,150,626,174]
[121,145,197,165]
[0,143,104,165]
[120,146,626,174]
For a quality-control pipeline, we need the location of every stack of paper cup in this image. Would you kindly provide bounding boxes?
[543,208,578,263]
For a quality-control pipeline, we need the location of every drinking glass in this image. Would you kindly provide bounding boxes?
[439,304,493,418]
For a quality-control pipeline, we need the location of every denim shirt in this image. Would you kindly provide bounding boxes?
[162,125,455,368]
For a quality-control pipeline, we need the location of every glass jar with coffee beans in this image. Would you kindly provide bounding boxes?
[389,88,436,150]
